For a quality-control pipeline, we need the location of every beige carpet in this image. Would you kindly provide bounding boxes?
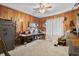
[0,40,69,56]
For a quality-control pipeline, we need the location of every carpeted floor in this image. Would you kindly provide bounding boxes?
[0,40,69,56]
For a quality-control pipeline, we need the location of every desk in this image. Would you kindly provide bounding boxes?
[19,33,45,44]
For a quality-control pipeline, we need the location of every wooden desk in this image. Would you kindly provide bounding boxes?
[19,33,45,44]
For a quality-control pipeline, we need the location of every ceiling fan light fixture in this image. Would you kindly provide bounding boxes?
[39,9,45,14]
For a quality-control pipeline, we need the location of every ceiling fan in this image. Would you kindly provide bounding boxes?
[33,3,52,14]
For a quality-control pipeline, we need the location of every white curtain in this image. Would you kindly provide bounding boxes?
[46,20,53,36]
[46,17,64,38]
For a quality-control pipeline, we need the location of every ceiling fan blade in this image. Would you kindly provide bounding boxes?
[45,6,52,9]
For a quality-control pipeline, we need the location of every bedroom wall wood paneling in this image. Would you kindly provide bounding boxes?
[0,5,40,33]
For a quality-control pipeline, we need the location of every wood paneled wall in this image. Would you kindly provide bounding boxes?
[39,8,79,31]
[0,4,79,32]
[0,5,40,33]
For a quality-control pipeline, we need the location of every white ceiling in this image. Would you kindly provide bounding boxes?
[0,3,75,18]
